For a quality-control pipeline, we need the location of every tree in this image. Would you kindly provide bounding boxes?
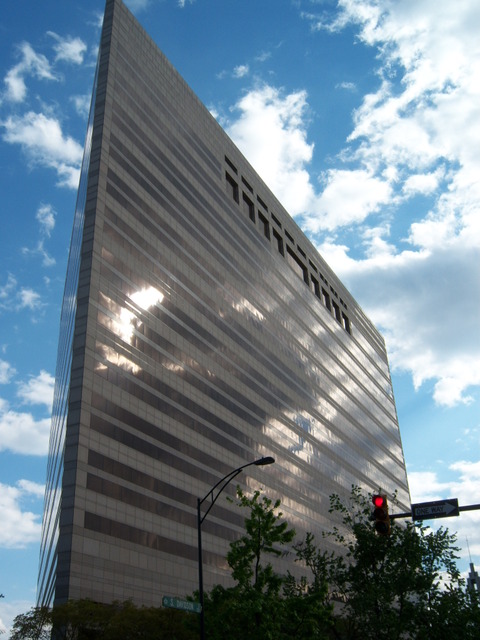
[203,488,334,639]
[12,487,478,639]
[11,600,197,640]
[286,532,335,638]
[51,599,113,639]
[202,488,295,639]
[323,485,480,639]
[9,607,52,640]
[226,488,296,594]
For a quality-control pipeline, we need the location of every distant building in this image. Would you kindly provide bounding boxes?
[37,0,409,608]
[467,563,480,594]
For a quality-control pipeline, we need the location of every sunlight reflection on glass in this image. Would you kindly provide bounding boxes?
[114,286,164,344]
[96,343,142,375]
[95,287,164,374]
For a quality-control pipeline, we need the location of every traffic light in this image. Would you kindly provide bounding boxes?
[372,494,390,536]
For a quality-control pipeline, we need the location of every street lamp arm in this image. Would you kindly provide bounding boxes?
[198,467,244,524]
[198,457,275,524]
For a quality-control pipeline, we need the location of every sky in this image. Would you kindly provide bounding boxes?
[0,0,479,632]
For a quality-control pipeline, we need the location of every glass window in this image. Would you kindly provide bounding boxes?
[226,172,239,203]
[258,211,270,239]
[242,192,255,222]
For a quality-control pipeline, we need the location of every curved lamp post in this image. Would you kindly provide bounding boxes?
[197,456,275,640]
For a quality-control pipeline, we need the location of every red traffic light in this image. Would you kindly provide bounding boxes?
[372,493,390,536]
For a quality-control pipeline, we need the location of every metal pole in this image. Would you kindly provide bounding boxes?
[196,456,274,640]
[198,497,205,640]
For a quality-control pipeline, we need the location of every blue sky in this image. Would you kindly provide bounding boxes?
[1,0,479,632]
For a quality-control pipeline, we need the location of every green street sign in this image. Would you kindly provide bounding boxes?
[162,596,201,613]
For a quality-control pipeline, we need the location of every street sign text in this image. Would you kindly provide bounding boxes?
[411,498,459,521]
[162,596,201,613]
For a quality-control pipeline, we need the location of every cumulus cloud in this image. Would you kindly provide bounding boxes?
[17,370,55,410]
[0,275,46,315]
[0,480,44,548]
[319,237,480,406]
[317,1,480,406]
[22,203,57,266]
[71,93,92,117]
[0,359,16,384]
[226,84,315,215]
[233,64,249,79]
[0,369,53,455]
[303,169,392,232]
[336,81,356,91]
[17,288,43,311]
[0,397,51,456]
[402,169,444,198]
[408,459,480,559]
[1,111,83,188]
[17,478,47,498]
[0,274,17,306]
[2,42,56,103]
[36,203,56,237]
[47,32,87,65]
[222,0,479,407]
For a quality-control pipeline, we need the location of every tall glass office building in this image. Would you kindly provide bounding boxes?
[38,0,409,608]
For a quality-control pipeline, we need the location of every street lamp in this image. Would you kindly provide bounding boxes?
[197,456,275,640]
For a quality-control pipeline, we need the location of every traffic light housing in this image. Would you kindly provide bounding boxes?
[372,494,390,536]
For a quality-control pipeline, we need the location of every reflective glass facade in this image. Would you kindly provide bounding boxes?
[38,0,409,608]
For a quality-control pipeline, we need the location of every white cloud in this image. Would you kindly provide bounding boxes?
[36,203,56,237]
[17,479,46,499]
[402,169,444,198]
[47,32,87,65]
[0,397,51,456]
[71,93,91,117]
[336,81,356,91]
[408,471,450,502]
[17,288,43,311]
[255,51,272,63]
[320,237,480,406]
[233,64,249,79]
[0,274,17,308]
[21,203,57,266]
[0,480,44,548]
[223,25,480,404]
[0,370,53,455]
[17,370,55,410]
[408,460,480,560]
[223,84,388,231]
[2,42,56,103]
[0,359,16,384]
[293,0,480,407]
[222,60,480,406]
[303,169,392,232]
[1,111,82,188]
[0,276,47,314]
[226,84,315,215]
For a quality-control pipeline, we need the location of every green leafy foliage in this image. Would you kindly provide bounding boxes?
[203,485,479,639]
[10,486,479,639]
[10,600,198,640]
[226,488,295,593]
[203,487,333,639]
[9,606,51,640]
[323,486,480,639]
